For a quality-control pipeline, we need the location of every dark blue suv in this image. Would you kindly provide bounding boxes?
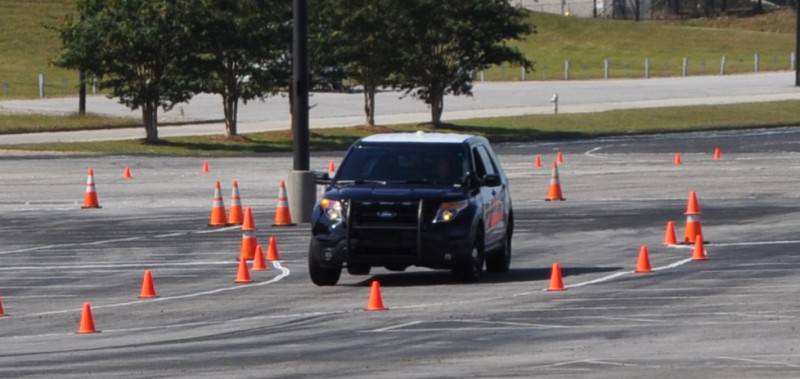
[309,132,513,286]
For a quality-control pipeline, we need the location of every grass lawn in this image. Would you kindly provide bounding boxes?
[0,2,795,100]
[5,100,800,156]
[0,0,78,99]
[0,112,138,134]
[487,11,795,81]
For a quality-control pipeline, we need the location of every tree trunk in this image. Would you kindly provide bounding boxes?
[78,70,86,116]
[721,0,727,13]
[364,84,376,126]
[755,0,763,13]
[430,89,444,127]
[223,94,238,137]
[634,0,640,20]
[142,102,159,143]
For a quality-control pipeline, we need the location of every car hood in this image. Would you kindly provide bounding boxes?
[325,185,466,202]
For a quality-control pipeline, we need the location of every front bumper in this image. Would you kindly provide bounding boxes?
[310,199,474,269]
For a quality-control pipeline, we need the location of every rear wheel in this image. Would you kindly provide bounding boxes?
[453,232,484,282]
[308,240,342,286]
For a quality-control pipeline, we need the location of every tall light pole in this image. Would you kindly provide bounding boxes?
[288,0,315,223]
[796,0,799,86]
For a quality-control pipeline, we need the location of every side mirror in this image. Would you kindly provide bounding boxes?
[482,174,501,187]
[313,171,331,185]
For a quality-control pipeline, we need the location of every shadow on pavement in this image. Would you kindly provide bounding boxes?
[349,266,622,287]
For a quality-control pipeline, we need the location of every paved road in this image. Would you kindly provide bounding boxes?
[1,72,799,144]
[1,127,800,377]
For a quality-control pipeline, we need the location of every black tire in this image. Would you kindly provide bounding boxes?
[452,232,484,282]
[308,241,341,286]
[347,263,371,276]
[486,231,512,273]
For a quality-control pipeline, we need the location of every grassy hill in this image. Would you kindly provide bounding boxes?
[0,1,795,99]
[488,11,795,80]
[0,0,77,99]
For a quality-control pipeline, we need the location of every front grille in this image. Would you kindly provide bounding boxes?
[348,200,421,257]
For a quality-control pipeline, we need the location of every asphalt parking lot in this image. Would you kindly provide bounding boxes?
[2,127,800,378]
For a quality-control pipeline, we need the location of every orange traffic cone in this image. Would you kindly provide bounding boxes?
[713,147,722,160]
[635,245,652,273]
[328,160,337,178]
[239,208,259,260]
[265,236,281,261]
[235,257,253,283]
[252,245,268,271]
[208,181,227,227]
[82,168,101,209]
[273,180,295,226]
[556,151,565,166]
[547,262,566,291]
[674,152,682,166]
[366,280,386,311]
[533,154,542,168]
[683,191,703,244]
[663,221,677,245]
[77,303,97,334]
[227,179,243,225]
[545,162,565,201]
[201,161,209,174]
[122,165,132,180]
[0,295,5,317]
[692,234,707,261]
[139,270,157,299]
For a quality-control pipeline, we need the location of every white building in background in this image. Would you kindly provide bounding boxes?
[513,0,652,19]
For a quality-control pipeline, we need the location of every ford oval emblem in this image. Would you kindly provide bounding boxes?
[376,210,397,219]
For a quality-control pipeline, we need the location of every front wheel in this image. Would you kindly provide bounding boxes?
[452,234,484,282]
[309,240,342,286]
[486,231,511,273]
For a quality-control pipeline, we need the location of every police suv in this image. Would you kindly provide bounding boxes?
[309,132,513,286]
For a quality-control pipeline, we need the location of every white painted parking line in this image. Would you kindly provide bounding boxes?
[5,261,290,319]
[0,225,239,256]
[716,356,800,368]
[0,261,235,271]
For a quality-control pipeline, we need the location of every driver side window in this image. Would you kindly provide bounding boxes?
[473,146,496,178]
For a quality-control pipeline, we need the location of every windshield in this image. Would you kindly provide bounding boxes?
[336,143,469,186]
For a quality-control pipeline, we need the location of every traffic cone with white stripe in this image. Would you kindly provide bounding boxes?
[201,161,209,174]
[82,168,101,208]
[713,147,722,160]
[227,180,243,225]
[208,181,227,227]
[545,162,565,201]
[674,152,682,166]
[556,151,565,166]
[273,180,295,226]
[239,207,259,260]
[683,191,703,244]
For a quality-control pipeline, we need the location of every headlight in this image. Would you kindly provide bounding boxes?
[433,200,468,223]
[320,198,343,222]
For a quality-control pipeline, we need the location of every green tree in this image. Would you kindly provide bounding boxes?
[317,0,401,126]
[56,0,197,143]
[394,0,533,126]
[189,0,292,137]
